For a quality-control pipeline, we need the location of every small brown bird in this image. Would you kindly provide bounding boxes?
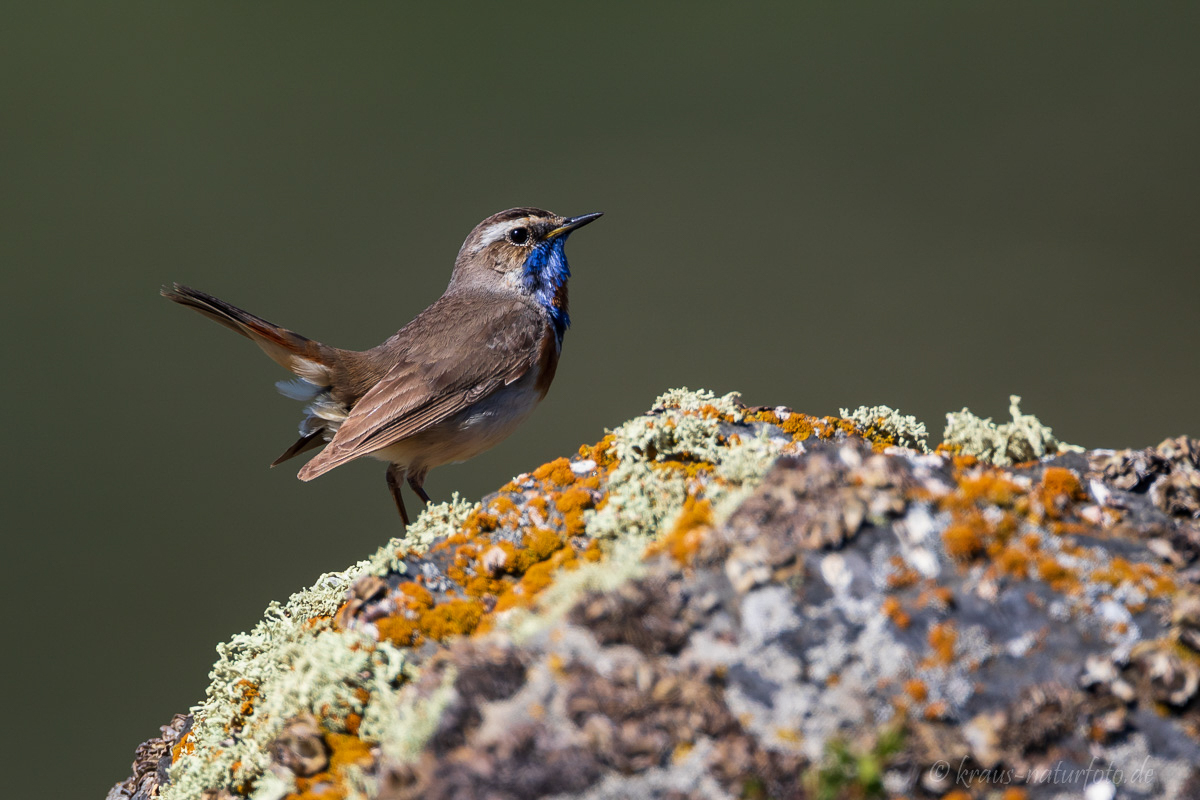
[163,207,602,525]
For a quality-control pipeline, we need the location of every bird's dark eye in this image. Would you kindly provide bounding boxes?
[507,227,529,245]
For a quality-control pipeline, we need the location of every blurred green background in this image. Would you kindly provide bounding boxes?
[2,3,1197,797]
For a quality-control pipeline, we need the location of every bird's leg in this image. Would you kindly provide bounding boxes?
[407,469,432,505]
[385,464,410,527]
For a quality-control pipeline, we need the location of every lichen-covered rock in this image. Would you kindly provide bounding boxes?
[107,714,193,800]
[109,390,1200,800]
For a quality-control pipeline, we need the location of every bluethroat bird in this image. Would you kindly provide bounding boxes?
[162,208,602,526]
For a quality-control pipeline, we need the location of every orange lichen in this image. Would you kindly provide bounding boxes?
[916,585,955,610]
[418,598,484,641]
[923,700,948,720]
[1001,789,1029,800]
[1041,467,1085,500]
[513,528,565,572]
[815,416,858,440]
[397,582,434,612]
[957,472,1022,507]
[988,546,1026,578]
[171,730,195,763]
[527,494,549,518]
[1091,557,1177,599]
[886,555,920,590]
[658,459,715,479]
[520,550,573,595]
[904,678,928,703]
[463,509,498,536]
[533,457,576,487]
[1090,557,1137,587]
[555,486,595,536]
[648,494,714,565]
[1039,467,1086,519]
[325,732,373,773]
[581,538,604,563]
[941,468,1027,517]
[942,523,986,562]
[881,597,911,629]
[1035,555,1080,594]
[376,618,420,647]
[743,409,780,425]
[390,477,595,637]
[581,434,617,468]
[233,680,259,720]
[376,582,438,646]
[489,493,519,519]
[926,622,957,666]
[779,413,814,441]
[492,544,580,613]
[284,730,376,800]
[463,572,505,598]
[287,780,341,800]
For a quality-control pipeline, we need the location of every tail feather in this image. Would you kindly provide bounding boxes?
[270,430,326,467]
[162,283,332,384]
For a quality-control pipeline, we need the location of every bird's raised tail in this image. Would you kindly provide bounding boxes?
[161,283,334,385]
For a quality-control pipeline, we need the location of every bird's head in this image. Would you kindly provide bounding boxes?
[451,208,603,337]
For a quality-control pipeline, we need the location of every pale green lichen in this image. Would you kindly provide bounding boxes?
[338,764,376,800]
[363,492,477,576]
[587,388,766,540]
[402,492,477,552]
[652,386,744,421]
[363,666,458,765]
[247,769,294,800]
[709,427,793,517]
[943,395,1079,466]
[162,568,377,800]
[357,640,411,748]
[839,404,930,453]
[609,406,727,467]
[586,460,691,541]
[164,499,460,800]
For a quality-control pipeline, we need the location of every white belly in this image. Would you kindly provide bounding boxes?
[368,370,547,472]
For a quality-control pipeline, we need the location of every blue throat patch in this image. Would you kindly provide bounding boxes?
[521,237,571,339]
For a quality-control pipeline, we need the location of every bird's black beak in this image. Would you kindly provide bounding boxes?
[546,212,603,240]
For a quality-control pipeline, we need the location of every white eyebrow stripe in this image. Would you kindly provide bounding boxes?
[477,218,532,248]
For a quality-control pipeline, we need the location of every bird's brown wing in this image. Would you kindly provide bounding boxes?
[296,295,543,481]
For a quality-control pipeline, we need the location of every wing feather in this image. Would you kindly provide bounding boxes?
[296,295,541,480]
